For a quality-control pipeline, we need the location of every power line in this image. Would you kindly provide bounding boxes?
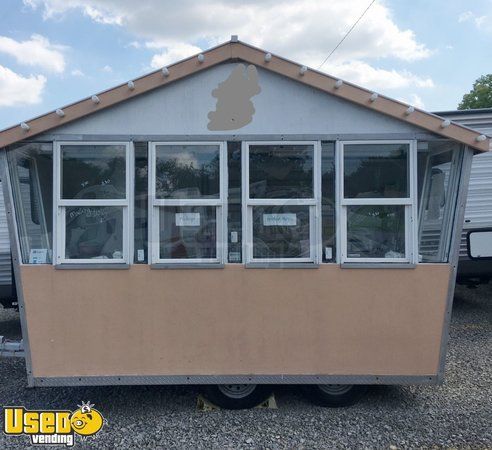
[318,0,377,70]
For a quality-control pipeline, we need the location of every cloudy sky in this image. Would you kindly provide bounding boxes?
[0,0,491,130]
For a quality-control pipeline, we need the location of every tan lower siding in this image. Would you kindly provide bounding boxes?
[20,264,451,378]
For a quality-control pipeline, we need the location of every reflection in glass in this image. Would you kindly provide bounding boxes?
[7,142,53,263]
[159,206,217,259]
[155,145,220,199]
[65,206,123,259]
[344,144,409,198]
[321,142,336,262]
[347,205,405,259]
[249,145,313,199]
[252,205,310,259]
[61,145,126,199]
[418,141,460,262]
[134,142,148,263]
[228,142,242,262]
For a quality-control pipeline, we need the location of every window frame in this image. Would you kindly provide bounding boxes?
[149,141,227,265]
[417,143,462,262]
[338,140,418,264]
[242,140,321,265]
[53,141,133,265]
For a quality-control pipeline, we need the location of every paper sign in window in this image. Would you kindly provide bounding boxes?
[29,249,48,264]
[263,213,297,227]
[175,213,200,227]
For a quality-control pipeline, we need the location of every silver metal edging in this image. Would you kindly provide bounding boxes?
[55,263,130,270]
[0,151,34,386]
[436,146,473,383]
[33,133,444,143]
[341,263,417,269]
[33,374,438,387]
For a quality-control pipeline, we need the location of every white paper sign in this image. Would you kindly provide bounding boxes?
[175,212,200,227]
[263,213,297,227]
[325,247,333,260]
[29,249,48,264]
[229,251,241,262]
[137,249,145,262]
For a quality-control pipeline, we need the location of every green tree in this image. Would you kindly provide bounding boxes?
[458,74,492,110]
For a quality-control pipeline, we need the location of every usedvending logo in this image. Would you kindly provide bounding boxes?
[3,401,105,447]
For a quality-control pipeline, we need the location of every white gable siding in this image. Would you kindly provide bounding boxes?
[46,63,425,137]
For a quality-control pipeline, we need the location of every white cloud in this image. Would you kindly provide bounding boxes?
[24,0,435,92]
[398,94,426,110]
[0,65,46,106]
[101,64,113,73]
[325,60,433,90]
[458,9,492,32]
[150,43,202,68]
[458,11,474,23]
[71,68,85,76]
[24,0,431,62]
[0,34,66,73]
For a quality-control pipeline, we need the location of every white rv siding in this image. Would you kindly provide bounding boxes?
[0,180,12,286]
[437,110,492,257]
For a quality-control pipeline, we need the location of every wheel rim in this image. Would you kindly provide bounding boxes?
[317,384,353,395]
[217,384,257,399]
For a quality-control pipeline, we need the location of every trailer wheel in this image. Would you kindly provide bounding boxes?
[302,384,366,407]
[202,384,272,410]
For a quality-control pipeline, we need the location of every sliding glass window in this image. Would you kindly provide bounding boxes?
[54,142,131,264]
[242,142,320,264]
[340,141,417,263]
[149,142,227,264]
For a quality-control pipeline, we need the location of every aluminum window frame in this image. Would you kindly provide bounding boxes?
[54,141,133,265]
[339,140,418,264]
[417,143,462,262]
[242,141,321,265]
[149,141,227,265]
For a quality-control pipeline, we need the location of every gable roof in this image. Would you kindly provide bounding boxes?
[0,38,490,151]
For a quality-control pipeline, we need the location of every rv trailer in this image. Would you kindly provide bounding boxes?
[0,38,490,409]
[436,109,492,286]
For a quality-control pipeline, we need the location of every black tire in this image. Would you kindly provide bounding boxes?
[201,384,273,410]
[302,384,366,407]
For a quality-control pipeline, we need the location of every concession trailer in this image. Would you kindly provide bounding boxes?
[0,37,490,409]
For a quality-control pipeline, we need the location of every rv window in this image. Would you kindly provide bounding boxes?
[243,142,319,265]
[346,205,406,259]
[159,206,217,259]
[249,144,313,199]
[252,205,311,259]
[155,144,220,199]
[340,142,414,264]
[55,142,131,265]
[65,206,124,260]
[344,144,409,198]
[417,141,461,262]
[61,145,126,199]
[7,142,53,264]
[150,142,226,265]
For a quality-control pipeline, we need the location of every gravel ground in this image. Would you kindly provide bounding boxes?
[0,284,490,449]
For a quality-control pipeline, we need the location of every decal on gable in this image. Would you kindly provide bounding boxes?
[207,64,261,131]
